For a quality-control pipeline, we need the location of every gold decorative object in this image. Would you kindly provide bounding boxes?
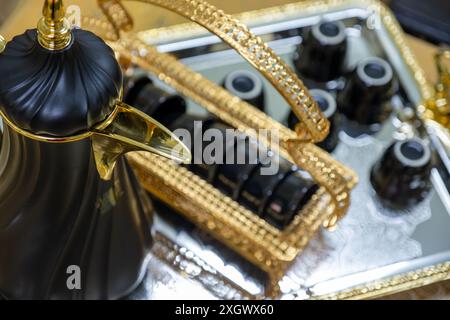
[422,49,450,129]
[98,0,330,143]
[312,262,450,300]
[85,0,358,296]
[0,35,5,54]
[91,102,191,180]
[37,0,72,51]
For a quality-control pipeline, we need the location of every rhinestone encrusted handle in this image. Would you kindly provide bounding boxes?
[97,0,330,143]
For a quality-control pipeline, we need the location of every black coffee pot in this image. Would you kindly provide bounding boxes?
[0,0,190,299]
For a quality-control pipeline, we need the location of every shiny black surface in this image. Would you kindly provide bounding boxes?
[294,21,347,82]
[223,70,265,110]
[0,29,122,137]
[264,172,319,229]
[0,126,153,299]
[337,57,396,125]
[124,75,186,126]
[0,26,152,300]
[370,139,432,209]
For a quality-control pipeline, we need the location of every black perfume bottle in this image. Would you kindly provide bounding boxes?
[371,138,432,209]
[124,75,187,126]
[223,70,265,110]
[264,170,319,229]
[294,20,348,82]
[289,89,339,152]
[238,157,292,215]
[211,125,262,198]
[338,57,396,125]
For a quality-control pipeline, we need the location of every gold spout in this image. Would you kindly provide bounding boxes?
[92,102,191,180]
[37,0,72,50]
[0,35,5,53]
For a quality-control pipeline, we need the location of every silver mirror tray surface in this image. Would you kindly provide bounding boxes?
[124,1,450,299]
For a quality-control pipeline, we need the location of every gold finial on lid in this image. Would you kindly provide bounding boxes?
[37,0,72,50]
[0,35,6,53]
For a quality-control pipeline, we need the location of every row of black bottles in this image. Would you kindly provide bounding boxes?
[296,20,397,126]
[223,75,431,210]
[124,76,318,229]
[224,20,397,151]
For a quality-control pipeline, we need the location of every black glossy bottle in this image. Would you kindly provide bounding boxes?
[223,70,265,110]
[294,20,348,82]
[338,57,396,125]
[124,75,187,126]
[370,138,432,209]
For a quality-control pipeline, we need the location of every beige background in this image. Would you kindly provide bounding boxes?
[0,0,312,38]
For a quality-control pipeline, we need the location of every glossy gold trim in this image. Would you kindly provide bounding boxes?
[129,152,334,297]
[0,35,6,54]
[37,0,72,51]
[422,50,450,130]
[1,102,191,181]
[98,0,134,36]
[94,0,356,229]
[109,36,356,229]
[136,0,434,101]
[311,262,450,300]
[0,105,122,144]
[92,102,191,180]
[0,109,96,143]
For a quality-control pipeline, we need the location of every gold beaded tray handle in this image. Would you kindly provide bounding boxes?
[90,0,358,295]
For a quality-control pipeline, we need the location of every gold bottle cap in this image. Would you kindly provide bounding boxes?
[435,50,450,113]
[37,0,72,51]
[0,35,6,53]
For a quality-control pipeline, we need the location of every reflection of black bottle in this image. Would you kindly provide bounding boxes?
[294,21,347,82]
[370,138,432,209]
[223,70,265,110]
[264,170,319,229]
[169,114,216,181]
[289,89,339,152]
[238,157,292,215]
[212,127,261,199]
[124,75,187,125]
[338,57,396,125]
[126,78,318,230]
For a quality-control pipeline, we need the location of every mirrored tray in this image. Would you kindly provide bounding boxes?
[124,0,450,299]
